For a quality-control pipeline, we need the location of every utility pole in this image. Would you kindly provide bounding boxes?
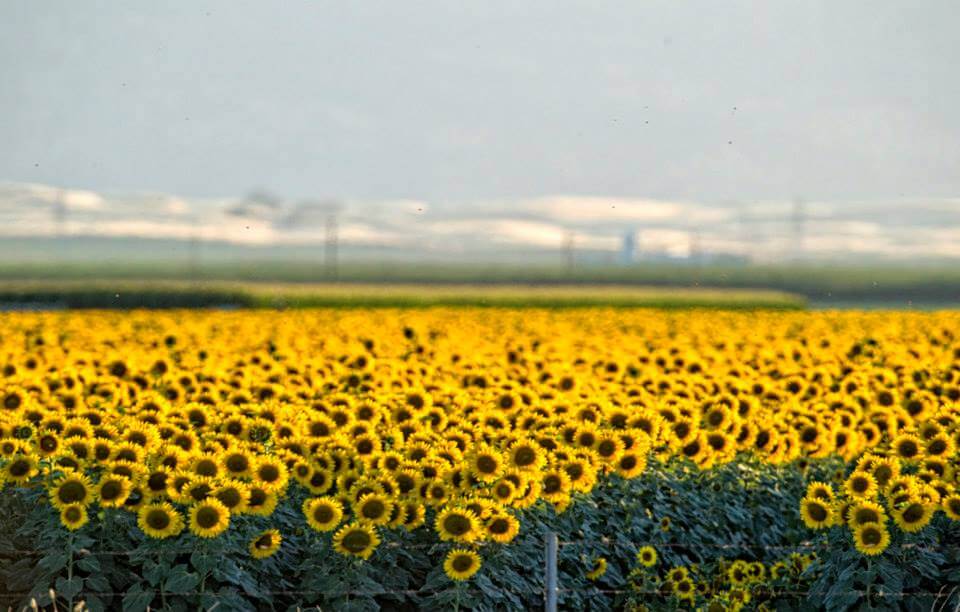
[53,189,66,238]
[325,212,339,281]
[188,215,201,283]
[689,228,702,265]
[563,230,575,278]
[792,198,805,261]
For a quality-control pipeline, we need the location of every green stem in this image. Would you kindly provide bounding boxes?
[66,532,75,611]
[158,551,167,610]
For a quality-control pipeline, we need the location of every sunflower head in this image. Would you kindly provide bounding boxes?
[444,548,482,581]
[59,503,88,531]
[189,498,231,538]
[800,496,833,529]
[138,502,184,539]
[332,523,380,559]
[853,523,890,556]
[436,507,480,543]
[249,529,282,559]
[637,545,657,568]
[303,497,343,532]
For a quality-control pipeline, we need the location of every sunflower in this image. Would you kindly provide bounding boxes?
[540,469,572,504]
[444,548,482,581]
[213,480,250,513]
[637,545,657,568]
[96,475,132,508]
[844,471,878,500]
[485,512,520,544]
[2,454,38,484]
[249,529,282,559]
[0,386,28,413]
[246,485,279,517]
[891,434,923,462]
[847,500,886,529]
[805,481,834,502]
[853,523,890,556]
[868,457,900,489]
[586,557,608,581]
[138,502,185,539]
[468,444,504,483]
[942,494,960,521]
[221,450,253,478]
[304,496,343,532]
[59,503,88,531]
[401,501,426,530]
[332,523,380,559]
[436,507,480,543]
[254,457,289,493]
[799,496,833,529]
[50,472,93,509]
[354,493,393,526]
[892,501,934,533]
[189,498,231,538]
[507,438,545,472]
[673,578,695,601]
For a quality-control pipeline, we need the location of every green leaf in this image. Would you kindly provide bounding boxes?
[122,584,154,612]
[82,594,105,612]
[75,554,101,574]
[55,576,84,600]
[38,551,68,574]
[190,551,217,574]
[164,566,200,594]
[85,573,110,593]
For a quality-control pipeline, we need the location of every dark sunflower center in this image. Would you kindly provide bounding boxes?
[597,440,617,457]
[443,514,471,536]
[807,502,828,522]
[362,500,385,519]
[9,459,30,476]
[543,475,562,494]
[226,455,249,473]
[58,481,87,503]
[313,505,334,524]
[342,530,371,552]
[452,555,474,572]
[196,506,221,529]
[218,489,243,508]
[101,480,123,500]
[259,464,280,482]
[147,509,172,530]
[902,504,924,523]
[514,447,536,466]
[476,455,498,474]
[861,527,882,545]
[898,441,918,457]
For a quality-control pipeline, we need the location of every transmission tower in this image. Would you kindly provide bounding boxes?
[792,198,805,261]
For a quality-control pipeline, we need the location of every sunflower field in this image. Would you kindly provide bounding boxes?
[2,309,960,611]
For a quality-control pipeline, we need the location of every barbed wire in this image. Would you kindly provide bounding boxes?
[3,540,960,556]
[8,588,960,598]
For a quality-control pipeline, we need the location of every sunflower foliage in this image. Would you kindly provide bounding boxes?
[2,309,960,610]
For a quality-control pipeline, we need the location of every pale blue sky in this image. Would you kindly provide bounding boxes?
[2,1,959,203]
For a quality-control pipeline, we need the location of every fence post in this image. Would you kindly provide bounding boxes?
[545,531,558,612]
